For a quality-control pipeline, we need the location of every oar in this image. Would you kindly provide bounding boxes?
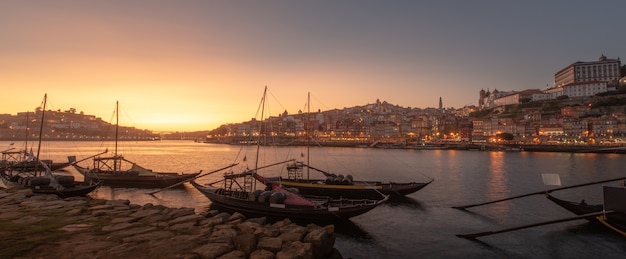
[453,176,626,210]
[457,210,613,240]
[146,163,238,195]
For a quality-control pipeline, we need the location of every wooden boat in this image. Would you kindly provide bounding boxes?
[1,161,100,198]
[70,101,200,188]
[0,94,100,198]
[545,193,604,217]
[1,111,70,172]
[547,186,626,235]
[191,87,387,222]
[191,169,387,222]
[268,161,432,199]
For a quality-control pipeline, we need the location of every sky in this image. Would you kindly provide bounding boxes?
[1,1,625,132]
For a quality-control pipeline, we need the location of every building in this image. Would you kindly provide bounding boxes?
[554,54,621,88]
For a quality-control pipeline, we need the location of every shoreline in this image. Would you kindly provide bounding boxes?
[0,187,343,259]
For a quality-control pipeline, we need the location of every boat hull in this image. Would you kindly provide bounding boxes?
[274,178,432,199]
[0,170,100,198]
[191,181,384,222]
[546,194,603,217]
[73,164,199,188]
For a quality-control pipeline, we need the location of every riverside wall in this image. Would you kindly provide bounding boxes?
[0,188,343,259]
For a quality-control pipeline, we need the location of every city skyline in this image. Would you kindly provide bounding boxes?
[1,1,625,131]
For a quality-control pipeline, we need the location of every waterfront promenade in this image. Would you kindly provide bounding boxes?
[0,188,342,259]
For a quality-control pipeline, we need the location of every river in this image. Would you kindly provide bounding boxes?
[3,140,626,258]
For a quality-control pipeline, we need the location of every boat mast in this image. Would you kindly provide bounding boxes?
[24,112,29,160]
[34,94,46,174]
[253,86,267,191]
[114,101,119,172]
[306,92,310,180]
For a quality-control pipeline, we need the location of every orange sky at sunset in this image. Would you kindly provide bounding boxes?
[2,1,624,131]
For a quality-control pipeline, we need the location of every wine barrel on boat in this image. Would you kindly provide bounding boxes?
[27,177,51,186]
[248,190,263,201]
[258,191,273,203]
[269,191,287,204]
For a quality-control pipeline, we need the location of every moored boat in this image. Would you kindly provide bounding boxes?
[269,161,432,199]
[70,101,200,188]
[0,94,100,198]
[1,161,100,198]
[191,169,387,222]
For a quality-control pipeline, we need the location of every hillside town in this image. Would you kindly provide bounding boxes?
[1,55,626,150]
[206,55,626,149]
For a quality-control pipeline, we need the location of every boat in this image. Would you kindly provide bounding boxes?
[0,94,100,198]
[548,186,626,236]
[265,92,433,199]
[70,101,200,188]
[191,87,387,222]
[0,112,70,172]
[545,193,604,217]
[1,160,100,198]
[269,161,432,199]
[191,169,387,222]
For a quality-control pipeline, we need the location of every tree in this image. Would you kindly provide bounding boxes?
[495,132,515,141]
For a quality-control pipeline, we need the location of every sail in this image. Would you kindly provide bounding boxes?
[604,186,626,213]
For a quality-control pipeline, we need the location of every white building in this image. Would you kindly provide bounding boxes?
[554,54,621,88]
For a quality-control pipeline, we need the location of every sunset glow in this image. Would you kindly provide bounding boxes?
[1,1,624,131]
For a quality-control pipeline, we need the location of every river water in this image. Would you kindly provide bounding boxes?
[3,140,626,258]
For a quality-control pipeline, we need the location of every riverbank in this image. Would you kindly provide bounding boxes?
[0,188,343,259]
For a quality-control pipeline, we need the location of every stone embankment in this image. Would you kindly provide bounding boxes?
[0,188,343,259]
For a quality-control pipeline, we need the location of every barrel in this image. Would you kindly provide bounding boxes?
[248,190,263,201]
[257,191,273,203]
[269,191,287,204]
[28,177,51,186]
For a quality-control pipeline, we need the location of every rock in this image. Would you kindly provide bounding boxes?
[249,249,276,259]
[194,242,233,259]
[276,241,313,259]
[219,250,246,259]
[303,226,335,259]
[0,189,343,259]
[233,232,257,257]
[257,237,282,253]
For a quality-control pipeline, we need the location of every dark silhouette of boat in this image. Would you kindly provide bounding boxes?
[0,94,100,198]
[545,193,604,217]
[70,101,200,188]
[1,161,100,198]
[547,186,626,236]
[191,169,387,222]
[268,161,432,199]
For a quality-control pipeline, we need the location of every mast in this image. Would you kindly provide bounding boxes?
[306,92,310,180]
[34,94,46,174]
[24,112,29,160]
[252,86,267,191]
[114,101,119,172]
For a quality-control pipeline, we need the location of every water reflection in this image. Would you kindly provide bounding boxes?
[485,152,511,218]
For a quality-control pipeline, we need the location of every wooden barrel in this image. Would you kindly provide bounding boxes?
[28,177,51,186]
[248,190,263,201]
[257,191,273,203]
[269,191,286,204]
